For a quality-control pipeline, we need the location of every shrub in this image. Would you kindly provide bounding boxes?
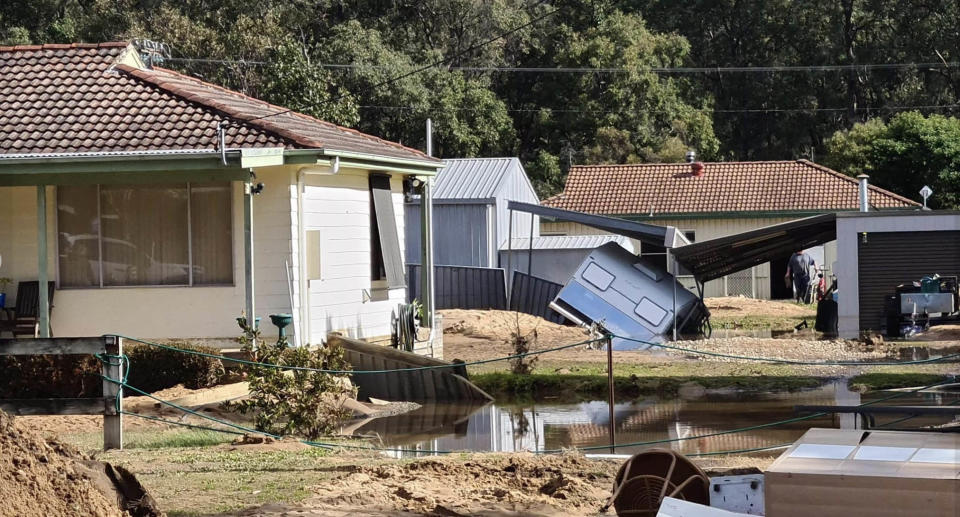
[125,341,226,393]
[0,355,102,398]
[230,317,355,439]
[0,340,225,400]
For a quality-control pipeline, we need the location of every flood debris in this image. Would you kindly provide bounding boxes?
[766,428,960,517]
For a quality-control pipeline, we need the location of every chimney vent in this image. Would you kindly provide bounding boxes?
[857,174,870,212]
[691,162,705,177]
[685,150,696,163]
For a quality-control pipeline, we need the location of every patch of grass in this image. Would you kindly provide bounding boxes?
[711,314,816,330]
[61,428,237,452]
[472,368,826,401]
[129,429,236,449]
[848,372,953,392]
[100,445,338,516]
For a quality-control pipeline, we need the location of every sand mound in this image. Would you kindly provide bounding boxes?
[303,453,613,516]
[0,410,124,517]
[441,309,589,347]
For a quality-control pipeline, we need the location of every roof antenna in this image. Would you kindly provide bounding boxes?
[134,39,170,69]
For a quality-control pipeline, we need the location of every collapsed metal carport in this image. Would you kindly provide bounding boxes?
[509,201,837,286]
[669,214,838,282]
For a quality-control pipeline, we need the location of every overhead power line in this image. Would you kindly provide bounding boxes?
[167,56,960,74]
[352,103,960,115]
[244,2,560,123]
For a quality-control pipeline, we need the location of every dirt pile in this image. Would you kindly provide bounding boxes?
[300,453,615,516]
[442,309,589,345]
[0,409,124,517]
[705,296,815,318]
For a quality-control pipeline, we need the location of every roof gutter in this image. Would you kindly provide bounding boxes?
[0,149,253,186]
[284,149,442,175]
[0,148,240,165]
[615,207,920,222]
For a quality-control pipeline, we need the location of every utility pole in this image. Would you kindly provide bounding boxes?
[420,119,436,330]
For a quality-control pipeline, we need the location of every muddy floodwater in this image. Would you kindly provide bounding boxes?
[348,382,960,457]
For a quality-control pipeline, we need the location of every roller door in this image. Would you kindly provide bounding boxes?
[858,231,960,331]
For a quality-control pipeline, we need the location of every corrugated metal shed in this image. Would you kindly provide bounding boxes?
[407,157,540,267]
[434,157,531,199]
[503,234,633,250]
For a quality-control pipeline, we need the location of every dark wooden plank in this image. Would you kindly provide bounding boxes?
[0,397,116,416]
[0,337,106,356]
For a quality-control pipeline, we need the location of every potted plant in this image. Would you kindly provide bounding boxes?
[0,277,11,309]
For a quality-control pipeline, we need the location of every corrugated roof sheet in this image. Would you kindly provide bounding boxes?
[502,234,631,250]
[543,160,918,215]
[435,157,520,199]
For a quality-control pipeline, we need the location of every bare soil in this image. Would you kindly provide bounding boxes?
[442,309,591,347]
[668,336,891,363]
[16,384,247,437]
[705,296,815,318]
[440,306,894,367]
[0,409,124,517]
[202,451,774,517]
[916,324,960,342]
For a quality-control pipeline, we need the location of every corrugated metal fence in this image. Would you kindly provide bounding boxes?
[407,265,566,324]
[509,271,566,324]
[407,264,507,310]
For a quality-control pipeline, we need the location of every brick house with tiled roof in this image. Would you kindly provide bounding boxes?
[541,160,919,299]
[0,42,442,347]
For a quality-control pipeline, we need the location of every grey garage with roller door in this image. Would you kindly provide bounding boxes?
[857,230,960,331]
[836,211,960,338]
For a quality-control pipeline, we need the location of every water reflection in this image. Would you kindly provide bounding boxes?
[348,383,960,458]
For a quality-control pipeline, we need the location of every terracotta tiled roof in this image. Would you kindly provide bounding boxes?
[543,161,918,215]
[0,42,436,163]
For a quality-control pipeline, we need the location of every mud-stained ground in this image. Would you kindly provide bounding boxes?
[95,444,774,517]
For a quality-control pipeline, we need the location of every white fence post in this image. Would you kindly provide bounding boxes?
[102,335,123,450]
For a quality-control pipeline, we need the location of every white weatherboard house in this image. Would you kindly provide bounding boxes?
[0,42,442,345]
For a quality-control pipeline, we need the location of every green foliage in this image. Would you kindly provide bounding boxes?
[639,0,960,164]
[472,371,825,402]
[528,150,564,197]
[5,0,960,201]
[125,342,226,393]
[824,112,960,208]
[0,355,102,398]
[0,341,225,399]
[848,372,950,392]
[258,40,358,126]
[232,317,355,440]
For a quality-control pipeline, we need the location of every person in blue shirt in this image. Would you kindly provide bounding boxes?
[785,250,816,303]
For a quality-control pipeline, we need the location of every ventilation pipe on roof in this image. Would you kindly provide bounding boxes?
[217,121,229,165]
[685,150,696,163]
[857,174,870,212]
